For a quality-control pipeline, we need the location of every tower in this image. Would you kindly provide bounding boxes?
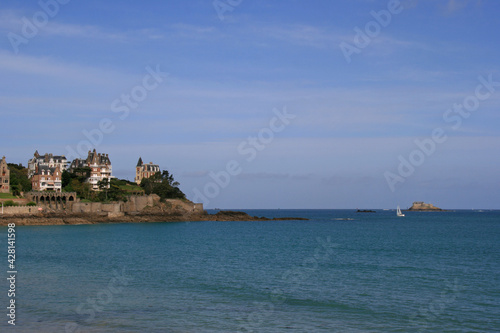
[135,157,143,184]
[0,156,10,193]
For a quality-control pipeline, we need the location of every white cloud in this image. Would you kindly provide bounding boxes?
[255,24,342,48]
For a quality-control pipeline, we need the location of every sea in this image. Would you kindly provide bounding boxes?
[1,209,499,332]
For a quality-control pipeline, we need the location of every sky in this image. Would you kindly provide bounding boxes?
[1,0,499,209]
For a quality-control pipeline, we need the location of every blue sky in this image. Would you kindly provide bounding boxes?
[1,0,499,209]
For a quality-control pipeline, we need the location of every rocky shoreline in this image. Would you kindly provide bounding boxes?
[0,210,309,226]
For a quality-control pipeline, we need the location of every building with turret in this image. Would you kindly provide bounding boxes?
[135,157,160,185]
[28,151,68,179]
[0,156,10,193]
[69,149,112,190]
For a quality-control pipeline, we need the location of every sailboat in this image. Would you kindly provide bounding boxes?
[396,205,405,217]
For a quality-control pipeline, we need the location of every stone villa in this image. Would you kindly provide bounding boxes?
[31,165,63,192]
[28,151,68,179]
[135,157,160,184]
[69,149,113,190]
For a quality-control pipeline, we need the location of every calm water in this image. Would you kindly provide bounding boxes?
[1,209,499,332]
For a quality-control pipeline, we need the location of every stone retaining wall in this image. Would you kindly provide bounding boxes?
[1,205,41,215]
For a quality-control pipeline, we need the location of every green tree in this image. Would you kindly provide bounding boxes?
[140,169,185,200]
[140,177,154,195]
[73,167,91,183]
[67,178,93,200]
[61,170,72,188]
[97,178,109,201]
[7,163,31,195]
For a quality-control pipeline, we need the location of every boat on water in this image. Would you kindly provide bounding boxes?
[397,205,405,217]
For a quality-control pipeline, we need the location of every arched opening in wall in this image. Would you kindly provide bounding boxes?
[40,196,45,204]
[68,196,74,202]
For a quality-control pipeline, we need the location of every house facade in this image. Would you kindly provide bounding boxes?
[28,151,68,179]
[0,156,10,193]
[69,149,112,190]
[135,157,160,184]
[31,165,62,192]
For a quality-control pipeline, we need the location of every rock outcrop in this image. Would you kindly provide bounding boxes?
[407,201,444,211]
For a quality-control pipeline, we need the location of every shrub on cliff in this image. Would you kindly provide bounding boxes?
[140,170,185,200]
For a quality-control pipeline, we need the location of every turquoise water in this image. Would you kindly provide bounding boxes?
[1,209,500,332]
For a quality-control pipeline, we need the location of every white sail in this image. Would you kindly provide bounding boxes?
[397,205,405,217]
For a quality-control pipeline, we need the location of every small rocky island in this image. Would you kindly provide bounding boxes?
[407,201,445,211]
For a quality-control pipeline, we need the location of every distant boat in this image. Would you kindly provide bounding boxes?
[397,205,405,217]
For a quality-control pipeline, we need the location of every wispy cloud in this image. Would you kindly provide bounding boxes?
[171,23,217,35]
[41,22,126,40]
[237,172,314,180]
[446,0,482,13]
[255,24,342,48]
[406,0,483,14]
[0,50,129,85]
[0,9,165,43]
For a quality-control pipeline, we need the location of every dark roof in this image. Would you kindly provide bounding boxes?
[70,159,87,169]
[87,149,111,165]
[35,165,60,175]
[137,157,143,167]
[143,164,159,172]
[69,150,111,170]
[34,153,67,163]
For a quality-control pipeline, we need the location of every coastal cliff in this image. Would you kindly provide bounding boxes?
[407,201,444,211]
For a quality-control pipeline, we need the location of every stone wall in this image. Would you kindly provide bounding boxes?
[1,205,41,215]
[71,195,163,215]
[1,194,204,217]
[0,198,28,205]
